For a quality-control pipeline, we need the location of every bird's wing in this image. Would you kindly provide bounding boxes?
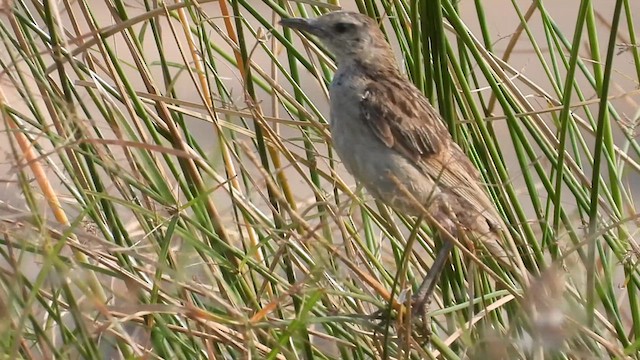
[360,77,533,283]
[360,79,446,162]
[360,79,501,229]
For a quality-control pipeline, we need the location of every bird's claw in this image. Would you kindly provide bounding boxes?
[410,295,433,341]
[367,296,433,342]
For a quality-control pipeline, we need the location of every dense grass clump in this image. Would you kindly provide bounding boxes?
[0,0,638,358]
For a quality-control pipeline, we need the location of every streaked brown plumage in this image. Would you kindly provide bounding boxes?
[281,11,527,312]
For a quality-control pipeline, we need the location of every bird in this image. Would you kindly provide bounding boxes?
[280,11,528,317]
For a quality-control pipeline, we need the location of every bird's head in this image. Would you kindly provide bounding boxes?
[280,11,394,67]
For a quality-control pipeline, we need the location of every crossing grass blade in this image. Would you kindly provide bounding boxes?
[0,0,638,358]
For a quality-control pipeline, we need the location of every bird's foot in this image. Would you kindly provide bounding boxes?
[367,295,432,343]
[409,295,433,342]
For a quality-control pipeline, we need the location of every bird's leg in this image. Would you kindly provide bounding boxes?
[410,200,460,338]
[412,240,455,313]
[410,239,455,339]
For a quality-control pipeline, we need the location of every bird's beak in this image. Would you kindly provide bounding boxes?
[279,17,323,36]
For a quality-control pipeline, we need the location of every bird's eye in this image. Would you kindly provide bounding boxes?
[334,23,350,34]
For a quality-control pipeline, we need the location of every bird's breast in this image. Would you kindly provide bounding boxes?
[328,86,441,215]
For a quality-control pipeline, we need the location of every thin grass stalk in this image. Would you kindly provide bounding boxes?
[1,0,639,358]
[587,0,625,330]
